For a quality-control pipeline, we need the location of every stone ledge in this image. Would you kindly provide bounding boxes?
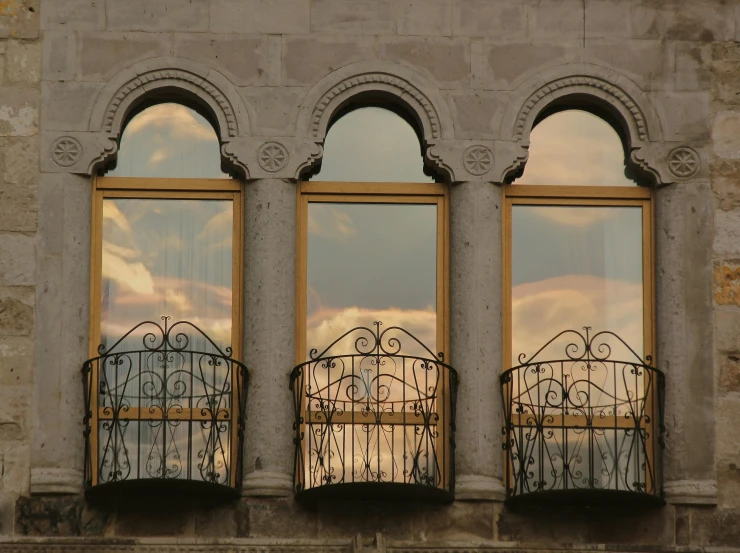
[664,479,718,506]
[241,471,294,498]
[454,474,506,502]
[29,469,84,495]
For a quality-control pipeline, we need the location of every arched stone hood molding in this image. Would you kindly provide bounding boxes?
[41,57,253,177]
[498,63,706,186]
[292,60,496,183]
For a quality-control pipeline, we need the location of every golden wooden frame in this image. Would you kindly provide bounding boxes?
[295,180,452,490]
[88,176,244,487]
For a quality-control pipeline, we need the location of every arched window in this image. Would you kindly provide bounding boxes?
[292,105,455,502]
[84,102,245,494]
[501,109,662,504]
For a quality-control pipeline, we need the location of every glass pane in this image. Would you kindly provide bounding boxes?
[107,103,228,179]
[511,205,643,362]
[313,107,434,183]
[98,198,234,484]
[515,110,636,186]
[307,202,437,355]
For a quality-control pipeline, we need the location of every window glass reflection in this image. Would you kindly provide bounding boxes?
[515,110,636,186]
[511,205,643,363]
[107,103,228,179]
[313,107,434,183]
[307,202,437,356]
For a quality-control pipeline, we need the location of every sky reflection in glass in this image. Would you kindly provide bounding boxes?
[515,110,636,186]
[107,103,227,179]
[312,107,434,183]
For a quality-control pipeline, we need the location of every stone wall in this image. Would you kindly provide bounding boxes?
[1,0,739,551]
[0,0,39,538]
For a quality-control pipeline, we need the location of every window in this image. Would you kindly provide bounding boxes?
[291,106,455,500]
[501,109,663,502]
[83,103,246,492]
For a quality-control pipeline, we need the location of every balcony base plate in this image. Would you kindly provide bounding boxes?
[296,482,454,507]
[505,489,665,510]
[85,478,240,501]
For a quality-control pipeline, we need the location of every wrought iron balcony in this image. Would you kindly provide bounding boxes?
[82,317,248,496]
[290,322,457,504]
[501,328,665,506]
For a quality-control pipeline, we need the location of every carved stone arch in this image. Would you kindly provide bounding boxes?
[499,63,674,185]
[44,57,253,176]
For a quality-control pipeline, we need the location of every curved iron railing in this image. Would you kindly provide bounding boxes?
[290,322,457,500]
[82,317,248,493]
[501,327,665,504]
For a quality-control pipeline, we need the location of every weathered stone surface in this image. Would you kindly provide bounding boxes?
[480,41,576,90]
[0,185,35,232]
[714,110,740,159]
[0,385,29,441]
[630,3,661,39]
[2,136,37,185]
[0,86,37,136]
[0,0,39,39]
[311,0,394,35]
[585,0,631,38]
[0,233,34,286]
[497,505,588,544]
[664,2,734,42]
[40,82,102,132]
[40,0,103,31]
[15,496,110,536]
[246,499,316,539]
[690,507,740,546]
[714,308,740,353]
[0,336,31,386]
[649,91,710,141]
[676,42,710,91]
[396,0,452,36]
[0,287,33,336]
[173,34,268,87]
[586,39,670,90]
[1,443,29,494]
[77,32,171,82]
[714,260,740,307]
[211,0,309,34]
[41,31,75,81]
[0,493,14,535]
[5,40,39,84]
[107,0,209,32]
[378,37,470,89]
[452,0,525,39]
[445,91,503,139]
[425,501,494,541]
[528,0,583,39]
[239,87,305,136]
[282,35,374,87]
[714,209,740,257]
[115,496,194,536]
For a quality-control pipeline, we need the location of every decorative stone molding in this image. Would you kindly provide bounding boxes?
[41,131,118,176]
[426,140,526,183]
[630,142,709,186]
[462,145,494,176]
[664,479,718,505]
[667,146,701,178]
[241,470,294,497]
[50,137,83,167]
[29,468,84,495]
[454,475,506,502]
[0,540,350,552]
[222,138,322,180]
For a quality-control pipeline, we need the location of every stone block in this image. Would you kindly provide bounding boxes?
[246,498,317,539]
[378,37,470,90]
[14,495,110,536]
[41,31,75,81]
[585,505,675,545]
[0,232,34,286]
[714,260,740,308]
[193,500,237,537]
[712,160,740,211]
[6,39,40,84]
[528,0,583,40]
[715,210,740,258]
[0,184,36,232]
[282,35,374,87]
[0,336,32,386]
[714,308,740,353]
[0,0,39,39]
[0,442,30,494]
[453,0,525,39]
[0,86,37,137]
[648,91,709,142]
[585,0,631,38]
[77,32,172,82]
[36,175,63,255]
[498,504,588,543]
[479,40,577,90]
[714,110,740,159]
[0,286,33,336]
[664,2,734,42]
[630,3,662,39]
[173,34,268,87]
[0,42,5,82]
[676,42,710,91]
[211,0,310,34]
[107,0,209,31]
[311,0,394,34]
[316,499,424,540]
[2,136,38,185]
[396,0,452,36]
[690,507,740,546]
[424,501,494,541]
[40,0,103,31]
[0,385,30,441]
[445,91,503,139]
[0,493,13,535]
[114,495,194,536]
[586,39,670,90]
[239,87,305,136]
[40,81,103,132]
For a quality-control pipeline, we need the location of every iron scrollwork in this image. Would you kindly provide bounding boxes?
[500,327,665,503]
[290,322,457,499]
[82,317,248,492]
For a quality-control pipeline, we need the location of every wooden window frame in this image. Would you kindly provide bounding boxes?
[87,176,244,488]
